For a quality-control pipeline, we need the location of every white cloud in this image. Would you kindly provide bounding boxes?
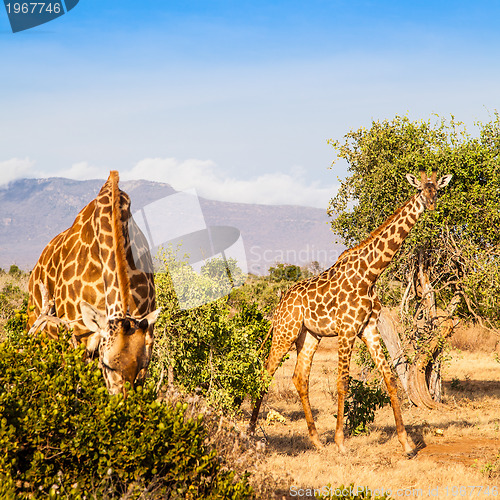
[122,158,218,190]
[0,159,110,187]
[0,156,337,208]
[0,158,36,186]
[46,161,110,181]
[122,157,337,209]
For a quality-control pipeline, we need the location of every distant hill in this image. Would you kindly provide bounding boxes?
[0,177,344,274]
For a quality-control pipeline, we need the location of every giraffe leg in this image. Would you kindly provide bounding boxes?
[248,327,299,434]
[334,332,357,453]
[292,328,322,448]
[360,314,416,458]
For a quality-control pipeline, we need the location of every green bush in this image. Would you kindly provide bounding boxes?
[268,263,304,282]
[8,264,22,277]
[154,254,270,412]
[342,378,390,436]
[0,283,27,322]
[156,247,244,310]
[228,276,288,317]
[0,331,253,499]
[3,296,29,342]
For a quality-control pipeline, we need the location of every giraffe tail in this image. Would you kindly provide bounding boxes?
[257,325,273,356]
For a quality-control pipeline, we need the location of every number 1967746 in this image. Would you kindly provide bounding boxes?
[5,3,62,14]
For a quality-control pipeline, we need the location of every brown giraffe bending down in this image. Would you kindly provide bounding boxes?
[28,171,160,395]
[249,170,452,456]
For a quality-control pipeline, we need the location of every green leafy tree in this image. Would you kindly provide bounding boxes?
[268,263,303,282]
[153,251,270,411]
[201,256,244,286]
[8,264,22,277]
[328,114,500,406]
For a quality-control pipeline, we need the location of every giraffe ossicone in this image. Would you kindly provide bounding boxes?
[249,170,452,457]
[28,171,160,396]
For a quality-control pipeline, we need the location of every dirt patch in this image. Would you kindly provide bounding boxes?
[419,437,499,466]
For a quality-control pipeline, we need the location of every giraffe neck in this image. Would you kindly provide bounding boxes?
[353,193,425,282]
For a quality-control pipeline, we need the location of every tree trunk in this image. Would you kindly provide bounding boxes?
[416,249,442,404]
[377,308,408,394]
[378,289,460,409]
[407,309,458,408]
[378,307,438,408]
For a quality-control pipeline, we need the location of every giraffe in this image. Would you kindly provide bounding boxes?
[248,170,453,457]
[28,171,160,395]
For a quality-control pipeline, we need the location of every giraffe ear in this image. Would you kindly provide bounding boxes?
[86,330,102,354]
[144,308,161,326]
[141,308,161,344]
[405,173,422,190]
[436,174,453,189]
[81,301,107,334]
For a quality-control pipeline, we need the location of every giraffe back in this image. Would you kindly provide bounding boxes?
[272,253,374,339]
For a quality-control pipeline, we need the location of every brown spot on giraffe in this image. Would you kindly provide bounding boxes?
[248,170,453,457]
[28,171,160,396]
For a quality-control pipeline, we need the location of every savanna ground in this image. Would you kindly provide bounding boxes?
[238,324,500,498]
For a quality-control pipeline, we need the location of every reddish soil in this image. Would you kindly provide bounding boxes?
[419,437,500,466]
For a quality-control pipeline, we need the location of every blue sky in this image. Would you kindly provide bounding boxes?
[1,1,500,208]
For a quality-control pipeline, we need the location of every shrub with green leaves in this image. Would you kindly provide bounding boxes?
[268,263,305,282]
[154,253,270,412]
[0,282,27,321]
[3,296,29,342]
[342,378,390,436]
[0,330,253,499]
[8,264,23,278]
[228,275,289,317]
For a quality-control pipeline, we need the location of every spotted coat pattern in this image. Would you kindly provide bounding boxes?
[28,171,158,395]
[249,171,453,456]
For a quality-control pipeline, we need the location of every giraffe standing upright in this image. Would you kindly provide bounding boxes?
[28,171,160,395]
[249,170,452,456]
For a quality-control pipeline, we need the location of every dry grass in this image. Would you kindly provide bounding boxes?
[0,271,29,337]
[450,323,500,353]
[0,271,29,290]
[239,336,500,498]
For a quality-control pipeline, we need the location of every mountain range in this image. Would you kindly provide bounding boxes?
[0,177,344,275]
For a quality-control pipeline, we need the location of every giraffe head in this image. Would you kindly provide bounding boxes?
[405,169,453,210]
[81,301,160,395]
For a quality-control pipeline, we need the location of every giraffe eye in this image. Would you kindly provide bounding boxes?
[139,319,149,331]
[122,319,131,332]
[101,361,115,372]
